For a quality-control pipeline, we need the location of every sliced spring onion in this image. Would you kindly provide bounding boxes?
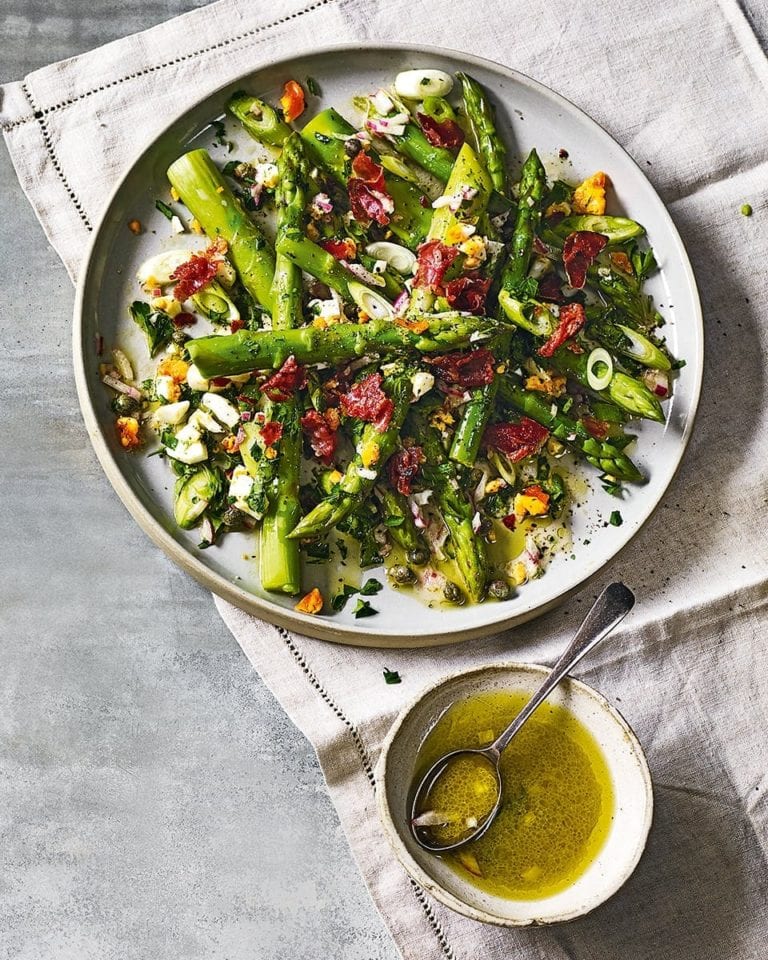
[347,280,393,320]
[365,241,417,275]
[394,69,453,100]
[616,324,672,370]
[586,348,614,391]
[191,280,240,324]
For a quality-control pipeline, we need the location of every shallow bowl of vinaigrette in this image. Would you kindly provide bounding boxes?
[376,664,653,925]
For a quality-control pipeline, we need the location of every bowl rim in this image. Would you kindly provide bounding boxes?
[72,40,704,647]
[375,661,654,925]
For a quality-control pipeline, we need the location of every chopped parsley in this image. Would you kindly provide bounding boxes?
[331,583,357,611]
[609,510,624,527]
[353,598,377,618]
[160,428,178,450]
[306,76,320,96]
[383,668,402,684]
[383,515,405,528]
[360,578,383,596]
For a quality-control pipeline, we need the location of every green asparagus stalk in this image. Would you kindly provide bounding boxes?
[226,93,292,146]
[167,149,275,312]
[498,292,665,422]
[276,234,356,300]
[500,148,546,296]
[357,94,455,183]
[497,374,645,483]
[420,422,489,604]
[551,348,664,422]
[410,141,493,316]
[287,370,414,539]
[457,72,508,196]
[260,134,308,595]
[548,215,644,245]
[300,108,433,249]
[379,487,428,560]
[186,313,503,378]
[448,333,508,468]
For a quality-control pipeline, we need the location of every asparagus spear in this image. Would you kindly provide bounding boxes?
[358,94,455,183]
[227,93,291,146]
[410,141,493,317]
[167,150,276,312]
[276,234,356,300]
[500,148,546,296]
[420,420,489,604]
[379,487,428,561]
[300,108,433,249]
[497,374,645,483]
[260,134,307,595]
[498,293,665,422]
[287,369,413,539]
[457,72,508,196]
[186,313,503,378]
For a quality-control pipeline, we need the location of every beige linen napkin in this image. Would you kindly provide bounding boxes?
[4,1,768,957]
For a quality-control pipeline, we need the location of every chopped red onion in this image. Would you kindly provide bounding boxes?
[102,374,142,401]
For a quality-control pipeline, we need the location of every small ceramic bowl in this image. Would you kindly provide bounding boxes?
[376,664,653,926]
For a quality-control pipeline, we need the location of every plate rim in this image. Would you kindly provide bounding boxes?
[72,40,704,647]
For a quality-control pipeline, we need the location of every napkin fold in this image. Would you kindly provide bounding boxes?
[5,2,768,957]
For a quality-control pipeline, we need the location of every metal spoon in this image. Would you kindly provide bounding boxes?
[410,581,635,852]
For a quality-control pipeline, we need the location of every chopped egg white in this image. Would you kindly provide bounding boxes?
[410,371,435,400]
[201,392,240,428]
[394,69,453,99]
[188,408,224,434]
[151,401,190,426]
[186,364,210,392]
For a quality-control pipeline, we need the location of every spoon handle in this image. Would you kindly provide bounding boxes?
[491,582,635,755]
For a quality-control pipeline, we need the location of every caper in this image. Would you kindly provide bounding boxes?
[389,564,415,585]
[344,137,363,158]
[406,547,429,567]
[443,581,465,604]
[221,505,248,530]
[111,393,140,415]
[488,579,511,601]
[172,328,190,346]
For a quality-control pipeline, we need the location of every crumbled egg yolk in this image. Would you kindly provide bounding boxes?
[158,358,189,382]
[189,218,204,235]
[459,235,486,268]
[524,373,567,397]
[295,588,324,615]
[484,478,506,495]
[429,408,455,432]
[327,470,343,486]
[572,171,609,215]
[514,488,550,519]
[360,438,381,468]
[150,296,182,318]
[444,222,476,245]
[116,416,141,449]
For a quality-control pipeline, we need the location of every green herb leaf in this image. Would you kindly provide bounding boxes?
[360,578,383,596]
[306,76,320,96]
[383,515,405,528]
[303,540,331,564]
[129,301,173,357]
[155,199,174,220]
[160,427,178,450]
[383,668,401,684]
[353,598,377,619]
[331,583,357,611]
[609,510,623,527]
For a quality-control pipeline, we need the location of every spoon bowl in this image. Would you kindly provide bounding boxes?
[410,748,502,851]
[410,582,635,852]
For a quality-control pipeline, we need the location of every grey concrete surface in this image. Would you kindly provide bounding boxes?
[0,3,400,958]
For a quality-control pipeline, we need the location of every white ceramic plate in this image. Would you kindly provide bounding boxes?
[376,664,654,925]
[74,43,703,646]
